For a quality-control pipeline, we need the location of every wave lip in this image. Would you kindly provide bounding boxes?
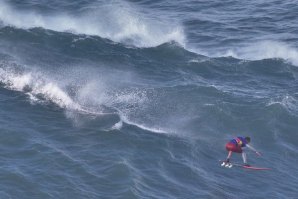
[0,65,80,110]
[0,62,172,134]
[0,1,185,48]
[216,41,298,66]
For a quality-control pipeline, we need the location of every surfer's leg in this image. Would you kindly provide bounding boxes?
[225,143,235,162]
[226,151,232,162]
[242,152,247,164]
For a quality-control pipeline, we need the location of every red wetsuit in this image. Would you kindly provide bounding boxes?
[225,137,247,153]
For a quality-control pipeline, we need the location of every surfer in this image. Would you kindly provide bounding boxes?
[224,136,261,166]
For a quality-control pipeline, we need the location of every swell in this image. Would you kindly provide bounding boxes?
[0,1,185,48]
[1,1,298,66]
[188,40,298,67]
[3,0,298,68]
[1,48,298,136]
[0,58,179,134]
[214,41,298,67]
[1,24,298,137]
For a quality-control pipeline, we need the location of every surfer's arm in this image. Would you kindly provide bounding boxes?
[246,144,261,156]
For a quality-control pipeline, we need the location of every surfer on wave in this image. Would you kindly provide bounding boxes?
[224,136,261,166]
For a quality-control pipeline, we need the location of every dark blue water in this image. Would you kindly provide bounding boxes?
[0,0,298,198]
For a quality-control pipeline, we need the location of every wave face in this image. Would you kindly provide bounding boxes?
[0,0,185,47]
[0,0,298,198]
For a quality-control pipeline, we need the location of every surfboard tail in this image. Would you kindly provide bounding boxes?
[242,165,271,170]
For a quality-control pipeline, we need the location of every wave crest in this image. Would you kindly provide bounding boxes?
[0,1,185,48]
[213,41,298,66]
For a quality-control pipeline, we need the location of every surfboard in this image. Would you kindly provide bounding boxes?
[232,162,271,170]
[220,160,271,170]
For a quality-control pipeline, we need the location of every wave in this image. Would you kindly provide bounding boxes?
[223,41,298,66]
[0,60,120,118]
[0,60,173,134]
[267,95,298,116]
[0,1,185,48]
[0,62,81,110]
[190,41,298,66]
[118,113,168,134]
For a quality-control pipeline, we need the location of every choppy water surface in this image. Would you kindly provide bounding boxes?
[0,0,298,198]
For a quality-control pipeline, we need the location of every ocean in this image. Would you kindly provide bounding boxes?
[0,0,297,198]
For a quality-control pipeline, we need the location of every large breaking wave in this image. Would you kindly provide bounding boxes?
[0,1,185,48]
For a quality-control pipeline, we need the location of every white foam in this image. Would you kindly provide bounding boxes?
[0,65,120,116]
[119,113,168,134]
[33,82,79,109]
[0,1,185,47]
[7,72,31,91]
[72,81,172,133]
[111,120,123,130]
[189,41,298,66]
[267,95,298,114]
[0,61,174,134]
[0,65,81,110]
[226,41,298,66]
[87,86,171,134]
